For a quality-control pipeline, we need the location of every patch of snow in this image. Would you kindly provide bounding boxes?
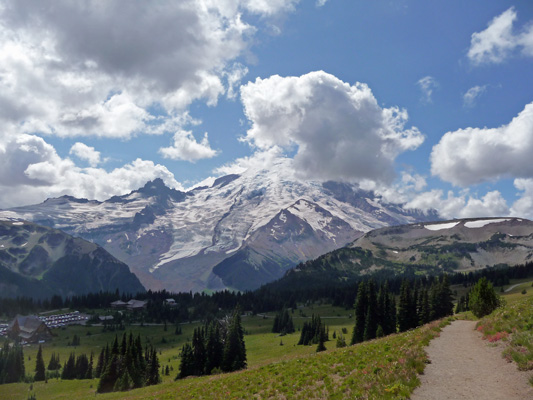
[464,219,510,228]
[12,222,24,226]
[279,212,287,223]
[124,233,129,240]
[393,250,398,254]
[424,222,460,231]
[106,239,112,243]
[21,242,27,247]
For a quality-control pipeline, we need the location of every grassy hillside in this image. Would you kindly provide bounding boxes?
[2,281,532,399]
[0,304,451,400]
[476,280,533,378]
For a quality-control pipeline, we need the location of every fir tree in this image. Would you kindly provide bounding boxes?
[468,277,501,318]
[397,280,412,332]
[351,281,368,344]
[34,345,46,382]
[222,309,246,372]
[363,281,377,341]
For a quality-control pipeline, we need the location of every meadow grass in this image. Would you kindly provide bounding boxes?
[475,283,533,374]
[1,304,451,400]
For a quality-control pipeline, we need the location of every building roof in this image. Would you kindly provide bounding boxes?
[8,315,44,332]
[126,299,147,308]
[110,300,127,306]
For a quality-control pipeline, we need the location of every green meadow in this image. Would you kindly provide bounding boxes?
[1,282,532,400]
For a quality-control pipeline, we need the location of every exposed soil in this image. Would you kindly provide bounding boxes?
[410,320,533,400]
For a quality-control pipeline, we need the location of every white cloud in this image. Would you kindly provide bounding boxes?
[0,134,182,208]
[69,142,102,167]
[431,102,533,186]
[213,147,286,176]
[405,189,509,219]
[468,7,533,65]
[416,76,438,103]
[0,1,295,141]
[159,130,219,162]
[463,85,487,107]
[240,71,424,184]
[316,0,329,7]
[510,178,533,219]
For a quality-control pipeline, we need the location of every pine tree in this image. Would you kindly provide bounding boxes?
[34,345,46,382]
[205,322,223,374]
[47,352,61,371]
[147,349,161,385]
[222,309,246,372]
[397,280,412,332]
[192,327,207,375]
[177,343,194,379]
[351,281,368,344]
[61,353,76,380]
[469,277,501,318]
[363,280,377,341]
[97,353,120,393]
[418,289,430,325]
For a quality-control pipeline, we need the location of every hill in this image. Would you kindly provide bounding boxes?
[0,218,145,298]
[272,217,533,289]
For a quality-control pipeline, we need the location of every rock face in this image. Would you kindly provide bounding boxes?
[0,159,437,292]
[275,217,533,289]
[0,219,145,298]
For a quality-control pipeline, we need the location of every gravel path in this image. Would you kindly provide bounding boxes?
[410,320,533,400]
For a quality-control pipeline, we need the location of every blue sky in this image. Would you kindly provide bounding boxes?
[0,0,533,219]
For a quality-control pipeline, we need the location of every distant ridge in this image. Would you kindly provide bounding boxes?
[0,219,145,298]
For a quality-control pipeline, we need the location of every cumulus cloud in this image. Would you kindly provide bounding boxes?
[0,134,182,208]
[463,85,487,107]
[431,102,533,186]
[468,7,533,65]
[0,1,298,141]
[416,76,438,103]
[159,130,218,162]
[240,71,424,184]
[69,143,102,167]
[405,189,509,219]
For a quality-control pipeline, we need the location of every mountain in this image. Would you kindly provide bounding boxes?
[0,159,438,292]
[0,218,145,298]
[272,217,533,289]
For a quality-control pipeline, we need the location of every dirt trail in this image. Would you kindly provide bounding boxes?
[410,320,533,400]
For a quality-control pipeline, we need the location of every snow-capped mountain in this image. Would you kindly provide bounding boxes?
[0,159,437,292]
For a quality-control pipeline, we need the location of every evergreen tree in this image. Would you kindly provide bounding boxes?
[387,295,397,335]
[418,289,430,325]
[205,322,223,374]
[0,341,25,384]
[192,327,207,375]
[147,349,161,386]
[177,343,194,379]
[376,325,384,338]
[316,333,326,352]
[469,277,501,318]
[351,281,368,344]
[222,309,246,372]
[61,353,76,380]
[34,345,46,382]
[397,280,412,332]
[98,353,120,393]
[363,281,377,341]
[47,353,61,371]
